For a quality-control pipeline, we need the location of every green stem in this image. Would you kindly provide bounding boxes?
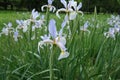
[49,47,54,80]
[46,7,50,34]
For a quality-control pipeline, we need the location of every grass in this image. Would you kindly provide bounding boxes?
[0,10,120,80]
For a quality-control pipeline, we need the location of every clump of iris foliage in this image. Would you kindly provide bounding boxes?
[0,0,120,80]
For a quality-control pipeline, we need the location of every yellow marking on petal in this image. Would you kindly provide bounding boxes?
[61,50,65,54]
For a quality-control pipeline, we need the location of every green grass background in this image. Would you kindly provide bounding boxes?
[0,11,120,80]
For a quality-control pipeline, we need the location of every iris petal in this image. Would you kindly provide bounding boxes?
[61,0,67,8]
[48,19,57,39]
[58,51,69,60]
[77,2,82,10]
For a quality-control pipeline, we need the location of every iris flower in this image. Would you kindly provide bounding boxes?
[104,28,115,39]
[38,19,69,60]
[0,22,13,36]
[16,20,29,33]
[56,0,83,20]
[13,29,22,42]
[80,21,90,34]
[41,0,56,12]
[56,0,73,19]
[31,9,39,20]
[69,1,83,20]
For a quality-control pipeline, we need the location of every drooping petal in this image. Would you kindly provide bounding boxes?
[41,5,48,11]
[69,12,77,20]
[48,19,57,39]
[58,51,69,60]
[59,37,66,45]
[52,6,56,12]
[77,11,83,16]
[38,39,54,53]
[56,8,67,18]
[61,0,67,8]
[56,41,66,51]
[2,28,9,35]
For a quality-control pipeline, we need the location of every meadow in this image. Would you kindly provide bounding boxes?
[0,1,120,80]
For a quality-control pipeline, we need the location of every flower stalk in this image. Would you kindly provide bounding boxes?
[49,46,54,80]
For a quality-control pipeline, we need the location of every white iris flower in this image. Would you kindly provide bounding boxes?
[13,29,22,42]
[0,22,14,36]
[38,19,69,60]
[56,0,73,19]
[104,28,115,39]
[56,0,83,20]
[69,1,83,20]
[16,20,29,33]
[80,21,90,34]
[41,0,56,12]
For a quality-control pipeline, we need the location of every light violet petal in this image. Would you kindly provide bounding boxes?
[69,12,77,20]
[48,0,53,5]
[69,0,77,10]
[61,0,67,8]
[32,9,35,15]
[59,28,63,37]
[8,22,12,27]
[16,20,21,25]
[61,14,68,28]
[48,19,57,39]
[56,41,66,51]
[61,20,67,28]
[59,37,66,45]
[77,2,82,10]
[58,51,69,60]
[84,21,89,29]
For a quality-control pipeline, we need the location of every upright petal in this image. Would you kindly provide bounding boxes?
[49,19,57,39]
[77,2,82,10]
[61,14,68,28]
[69,0,77,10]
[84,21,89,29]
[61,0,67,8]
[13,31,19,41]
[48,0,53,5]
[8,22,12,27]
